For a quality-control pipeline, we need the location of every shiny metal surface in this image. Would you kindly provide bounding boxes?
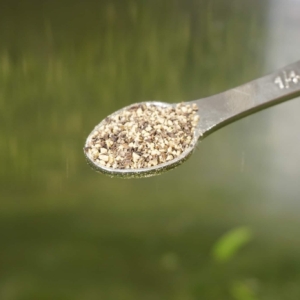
[85,61,300,178]
[195,60,300,136]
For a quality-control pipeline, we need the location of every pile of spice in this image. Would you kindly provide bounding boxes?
[85,103,199,169]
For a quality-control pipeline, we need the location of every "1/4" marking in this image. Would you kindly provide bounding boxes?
[275,70,300,89]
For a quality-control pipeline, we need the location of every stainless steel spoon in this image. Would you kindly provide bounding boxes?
[84,61,300,178]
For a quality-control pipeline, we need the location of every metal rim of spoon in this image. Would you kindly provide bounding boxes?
[84,61,300,178]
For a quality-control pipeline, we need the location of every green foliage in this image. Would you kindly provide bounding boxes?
[230,281,258,300]
[212,227,253,263]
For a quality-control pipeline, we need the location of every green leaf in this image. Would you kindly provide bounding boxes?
[212,227,253,263]
[231,281,257,300]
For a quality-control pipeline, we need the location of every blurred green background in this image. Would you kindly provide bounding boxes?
[1,0,300,299]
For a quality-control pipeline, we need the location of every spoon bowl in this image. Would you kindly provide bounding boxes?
[84,101,201,178]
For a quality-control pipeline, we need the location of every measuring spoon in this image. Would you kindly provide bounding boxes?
[84,61,300,178]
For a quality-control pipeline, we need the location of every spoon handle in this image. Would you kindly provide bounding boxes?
[195,61,300,136]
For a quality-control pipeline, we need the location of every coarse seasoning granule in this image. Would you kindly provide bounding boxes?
[85,103,199,169]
